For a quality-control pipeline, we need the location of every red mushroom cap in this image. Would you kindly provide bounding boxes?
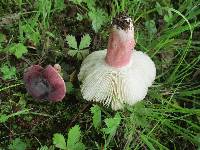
[42,65,66,101]
[23,65,66,102]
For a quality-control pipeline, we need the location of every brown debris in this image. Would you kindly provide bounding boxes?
[112,13,131,30]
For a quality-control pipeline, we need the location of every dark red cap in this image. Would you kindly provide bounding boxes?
[23,65,66,102]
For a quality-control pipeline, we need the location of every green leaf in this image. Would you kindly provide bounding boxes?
[76,13,84,21]
[80,49,89,59]
[79,34,91,50]
[133,102,149,128]
[88,9,108,33]
[67,125,85,150]
[69,0,83,5]
[8,138,27,150]
[0,114,8,123]
[90,105,101,129]
[141,134,156,150]
[164,10,173,24]
[54,0,65,11]
[21,20,41,45]
[0,64,16,80]
[155,2,163,16]
[0,33,6,43]
[66,82,74,94]
[68,50,78,57]
[37,146,48,150]
[102,112,121,135]
[76,53,82,60]
[145,20,157,34]
[66,35,78,50]
[84,0,96,9]
[53,133,67,149]
[37,0,52,28]
[7,43,28,59]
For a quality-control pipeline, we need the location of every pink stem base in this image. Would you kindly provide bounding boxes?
[105,32,135,68]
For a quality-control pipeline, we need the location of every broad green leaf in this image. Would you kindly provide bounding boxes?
[88,9,108,33]
[67,125,85,150]
[102,112,121,135]
[79,34,91,50]
[7,43,28,59]
[76,53,82,60]
[0,64,16,80]
[68,50,78,57]
[53,133,67,149]
[67,125,81,147]
[90,105,101,129]
[80,49,89,58]
[73,143,86,150]
[8,138,27,150]
[66,35,78,50]
[0,114,8,123]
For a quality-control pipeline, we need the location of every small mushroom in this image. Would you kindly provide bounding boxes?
[23,64,66,102]
[78,14,156,110]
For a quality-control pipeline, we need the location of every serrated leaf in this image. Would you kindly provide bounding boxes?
[66,35,78,50]
[0,114,8,123]
[8,43,28,59]
[53,133,67,149]
[73,143,86,150]
[68,50,78,57]
[79,34,91,50]
[67,125,85,150]
[37,146,48,150]
[0,65,16,80]
[67,125,81,147]
[76,53,82,60]
[88,9,108,33]
[80,49,89,58]
[90,105,101,129]
[102,112,121,135]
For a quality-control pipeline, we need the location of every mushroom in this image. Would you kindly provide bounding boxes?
[78,14,156,110]
[23,64,66,102]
